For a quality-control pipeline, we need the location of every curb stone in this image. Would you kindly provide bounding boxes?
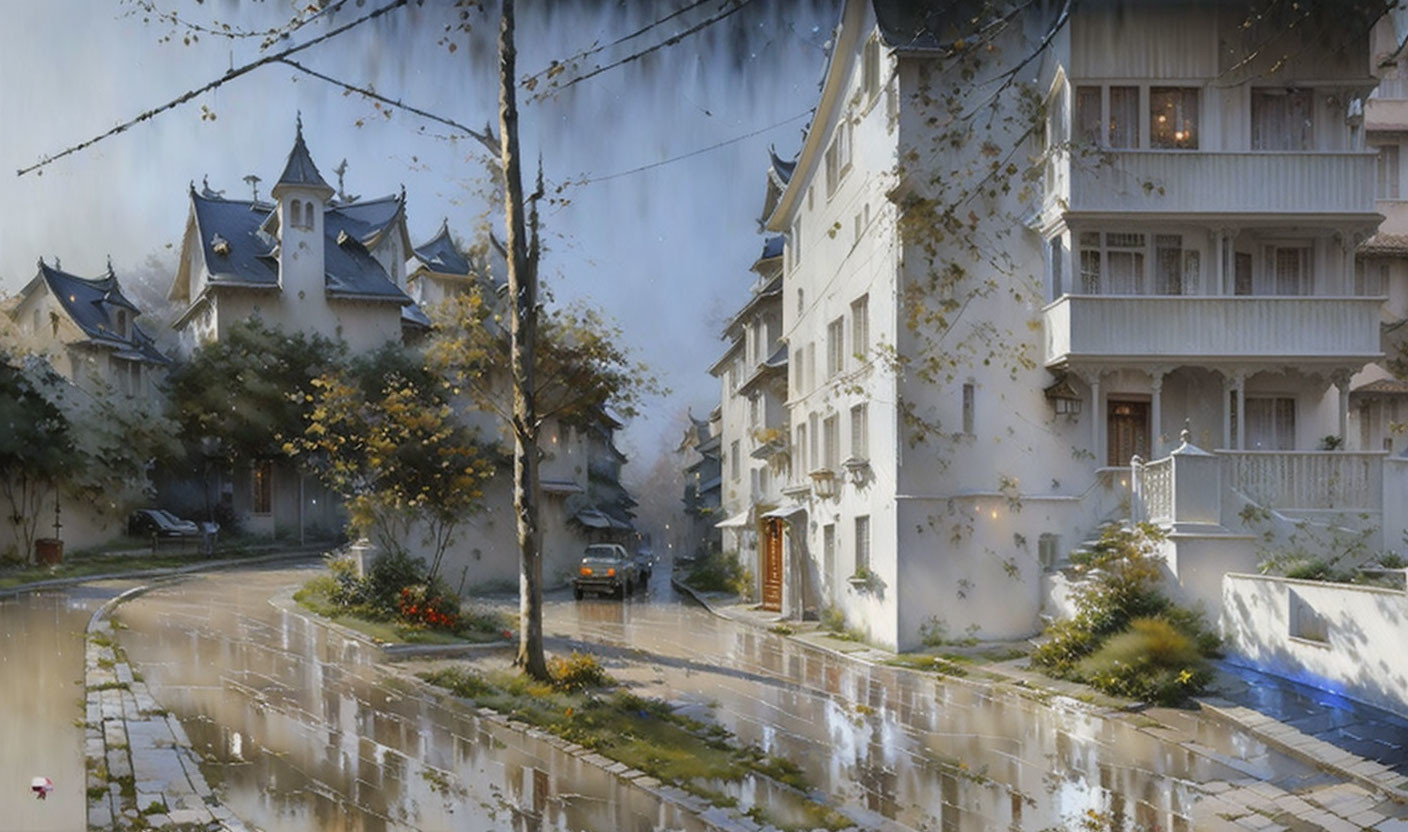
[84,582,251,831]
[4,545,327,600]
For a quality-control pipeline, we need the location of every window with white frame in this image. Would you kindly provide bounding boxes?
[1244,396,1296,450]
[854,515,871,573]
[824,121,852,197]
[1356,260,1389,296]
[730,440,741,481]
[1074,85,1139,148]
[862,35,880,102]
[826,317,844,377]
[1076,231,1200,295]
[1377,144,1400,199]
[809,412,819,471]
[1252,89,1313,151]
[1266,244,1310,295]
[1149,87,1199,149]
[823,414,839,470]
[794,424,807,479]
[851,294,869,360]
[790,220,803,268]
[850,403,868,460]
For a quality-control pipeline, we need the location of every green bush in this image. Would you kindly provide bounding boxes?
[1379,553,1407,569]
[363,549,427,613]
[685,550,749,595]
[1031,524,1219,703]
[547,651,613,692]
[1076,618,1211,705]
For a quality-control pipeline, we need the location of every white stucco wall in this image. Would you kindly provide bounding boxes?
[1223,572,1408,718]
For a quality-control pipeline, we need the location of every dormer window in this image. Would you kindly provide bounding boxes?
[291,199,303,229]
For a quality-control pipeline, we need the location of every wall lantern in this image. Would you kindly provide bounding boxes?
[1045,375,1083,417]
[810,469,837,499]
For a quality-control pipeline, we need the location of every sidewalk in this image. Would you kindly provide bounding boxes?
[672,578,1408,832]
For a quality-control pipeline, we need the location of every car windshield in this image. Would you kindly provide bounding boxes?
[157,510,184,524]
[582,547,623,563]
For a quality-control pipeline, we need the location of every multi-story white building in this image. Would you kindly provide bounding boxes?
[710,235,789,605]
[747,0,1401,649]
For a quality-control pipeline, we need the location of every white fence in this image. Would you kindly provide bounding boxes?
[1219,451,1385,511]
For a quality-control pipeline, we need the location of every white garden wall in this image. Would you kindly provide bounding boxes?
[1222,572,1408,718]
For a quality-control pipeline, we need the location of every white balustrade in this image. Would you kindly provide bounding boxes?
[1067,150,1377,215]
[1219,451,1385,510]
[1044,296,1383,365]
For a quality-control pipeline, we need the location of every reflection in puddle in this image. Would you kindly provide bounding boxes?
[116,570,719,832]
[0,587,119,832]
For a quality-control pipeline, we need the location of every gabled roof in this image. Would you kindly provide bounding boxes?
[413,220,473,276]
[27,261,169,364]
[190,189,410,304]
[769,148,796,184]
[272,117,334,199]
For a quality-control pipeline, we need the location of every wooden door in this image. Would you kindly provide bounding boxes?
[762,519,783,612]
[1107,400,1150,466]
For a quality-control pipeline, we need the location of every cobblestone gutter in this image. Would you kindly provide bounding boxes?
[84,584,245,832]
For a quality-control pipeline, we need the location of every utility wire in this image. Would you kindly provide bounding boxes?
[521,0,718,87]
[17,0,410,178]
[580,110,811,185]
[530,0,759,101]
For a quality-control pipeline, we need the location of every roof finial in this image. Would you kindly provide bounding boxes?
[106,254,114,276]
[37,256,44,268]
[333,159,349,201]
[203,174,209,191]
[243,174,261,203]
[54,256,60,269]
[296,110,303,138]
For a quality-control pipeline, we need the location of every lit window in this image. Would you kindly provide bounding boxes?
[253,460,274,515]
[1149,87,1199,149]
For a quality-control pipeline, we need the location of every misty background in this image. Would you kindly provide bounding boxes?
[0,0,836,524]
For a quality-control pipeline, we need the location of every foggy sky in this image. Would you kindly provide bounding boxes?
[0,0,835,466]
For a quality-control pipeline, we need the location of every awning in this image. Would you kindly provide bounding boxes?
[571,509,612,529]
[761,505,806,519]
[714,511,751,529]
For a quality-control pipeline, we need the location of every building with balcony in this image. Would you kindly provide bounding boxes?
[753,0,1395,650]
[708,235,790,608]
[678,409,723,560]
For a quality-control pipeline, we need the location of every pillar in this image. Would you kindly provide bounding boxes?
[1236,375,1247,451]
[1089,373,1103,464]
[1334,369,1352,447]
[1150,367,1167,456]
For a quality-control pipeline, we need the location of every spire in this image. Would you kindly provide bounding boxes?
[106,255,114,277]
[271,114,334,200]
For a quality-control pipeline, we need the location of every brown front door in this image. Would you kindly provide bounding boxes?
[762,518,784,612]
[1107,400,1150,466]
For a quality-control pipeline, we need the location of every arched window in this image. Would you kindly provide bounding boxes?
[290,200,302,229]
[306,202,316,231]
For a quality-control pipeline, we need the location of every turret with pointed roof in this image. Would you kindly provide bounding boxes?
[271,115,334,201]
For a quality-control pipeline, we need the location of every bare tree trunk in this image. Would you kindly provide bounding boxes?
[498,0,549,681]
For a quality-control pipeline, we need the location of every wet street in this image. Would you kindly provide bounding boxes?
[0,583,129,831]
[1,560,1396,831]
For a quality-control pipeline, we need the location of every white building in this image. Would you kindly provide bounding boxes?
[8,260,168,398]
[748,0,1400,649]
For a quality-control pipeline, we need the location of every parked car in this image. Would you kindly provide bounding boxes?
[572,543,640,600]
[127,509,199,538]
[633,546,656,583]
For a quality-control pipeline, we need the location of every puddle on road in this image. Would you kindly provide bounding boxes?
[114,568,724,832]
[548,585,1337,831]
[0,584,122,832]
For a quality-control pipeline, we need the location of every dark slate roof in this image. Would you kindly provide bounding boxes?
[401,303,432,329]
[192,190,409,304]
[769,148,796,184]
[765,343,788,368]
[872,0,945,52]
[414,220,473,275]
[192,193,279,286]
[323,212,410,302]
[760,236,784,260]
[35,262,168,363]
[273,119,334,196]
[333,195,402,246]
